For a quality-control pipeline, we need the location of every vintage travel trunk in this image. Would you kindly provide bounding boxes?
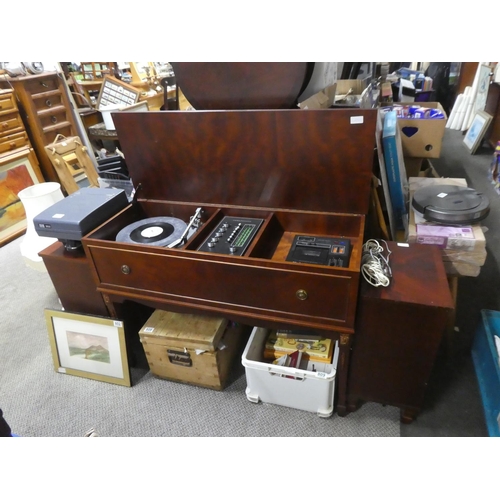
[139,310,245,390]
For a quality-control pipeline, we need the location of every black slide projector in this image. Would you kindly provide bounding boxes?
[34,187,129,251]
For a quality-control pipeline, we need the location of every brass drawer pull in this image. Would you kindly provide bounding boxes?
[51,116,57,124]
[121,265,131,275]
[296,289,308,300]
[40,81,49,88]
[45,99,52,107]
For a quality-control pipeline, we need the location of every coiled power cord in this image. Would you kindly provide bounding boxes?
[361,239,392,287]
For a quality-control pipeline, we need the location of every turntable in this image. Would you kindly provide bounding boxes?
[115,208,203,248]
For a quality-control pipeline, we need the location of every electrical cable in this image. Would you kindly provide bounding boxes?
[361,239,392,287]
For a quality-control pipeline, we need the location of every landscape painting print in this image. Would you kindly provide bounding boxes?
[0,161,34,243]
[45,309,131,386]
[66,331,110,363]
[0,148,41,246]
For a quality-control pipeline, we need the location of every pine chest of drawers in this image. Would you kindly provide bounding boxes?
[0,89,30,157]
[1,72,79,184]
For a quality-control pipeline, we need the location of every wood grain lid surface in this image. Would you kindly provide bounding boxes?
[139,310,228,351]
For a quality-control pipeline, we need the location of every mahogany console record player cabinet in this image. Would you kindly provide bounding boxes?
[81,108,378,415]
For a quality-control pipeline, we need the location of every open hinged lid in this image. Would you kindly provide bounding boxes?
[139,310,228,351]
[112,108,377,215]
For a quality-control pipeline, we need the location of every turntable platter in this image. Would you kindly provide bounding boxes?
[116,217,187,246]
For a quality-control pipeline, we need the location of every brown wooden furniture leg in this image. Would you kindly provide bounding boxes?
[446,275,459,353]
[102,293,118,318]
[400,408,418,424]
[336,333,352,416]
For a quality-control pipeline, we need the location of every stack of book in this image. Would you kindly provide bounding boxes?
[264,329,334,365]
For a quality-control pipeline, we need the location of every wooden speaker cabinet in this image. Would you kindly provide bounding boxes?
[39,241,109,317]
[81,108,378,414]
[347,242,454,423]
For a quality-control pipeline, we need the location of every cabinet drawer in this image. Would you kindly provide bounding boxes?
[0,92,17,114]
[0,113,24,137]
[38,107,69,129]
[43,123,73,144]
[88,246,357,329]
[22,76,59,95]
[32,91,64,112]
[0,131,29,154]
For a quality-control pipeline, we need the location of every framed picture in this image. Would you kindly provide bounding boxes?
[0,147,43,246]
[463,111,493,154]
[473,64,492,116]
[45,309,131,387]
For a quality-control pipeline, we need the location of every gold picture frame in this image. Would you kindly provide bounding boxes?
[45,309,131,387]
[0,147,43,247]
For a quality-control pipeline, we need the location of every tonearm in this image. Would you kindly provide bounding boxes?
[167,207,204,248]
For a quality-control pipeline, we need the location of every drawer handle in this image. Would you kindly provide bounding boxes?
[9,141,16,149]
[45,99,52,107]
[1,122,8,129]
[51,115,57,124]
[296,289,308,301]
[121,265,131,275]
[40,81,49,88]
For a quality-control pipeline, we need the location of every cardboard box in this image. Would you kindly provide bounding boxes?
[334,79,367,106]
[139,310,246,390]
[404,157,440,179]
[298,84,336,110]
[395,102,448,158]
[298,80,368,109]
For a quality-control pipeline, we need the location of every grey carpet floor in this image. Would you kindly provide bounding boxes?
[0,237,400,437]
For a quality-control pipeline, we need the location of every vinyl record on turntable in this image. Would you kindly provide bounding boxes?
[412,185,490,225]
[116,217,187,246]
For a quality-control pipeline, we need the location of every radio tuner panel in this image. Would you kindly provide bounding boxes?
[197,216,264,256]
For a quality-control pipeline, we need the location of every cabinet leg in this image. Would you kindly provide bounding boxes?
[400,408,418,424]
[336,404,348,417]
[103,294,118,318]
[336,333,352,416]
[347,400,362,413]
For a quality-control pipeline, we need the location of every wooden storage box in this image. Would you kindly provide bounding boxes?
[139,310,245,390]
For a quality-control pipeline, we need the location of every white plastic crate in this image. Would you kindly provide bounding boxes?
[241,327,339,418]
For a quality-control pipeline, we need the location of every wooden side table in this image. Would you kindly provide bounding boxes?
[347,242,455,423]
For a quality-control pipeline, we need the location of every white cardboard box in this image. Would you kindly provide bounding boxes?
[242,327,339,418]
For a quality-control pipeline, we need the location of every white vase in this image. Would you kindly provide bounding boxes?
[18,182,64,272]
